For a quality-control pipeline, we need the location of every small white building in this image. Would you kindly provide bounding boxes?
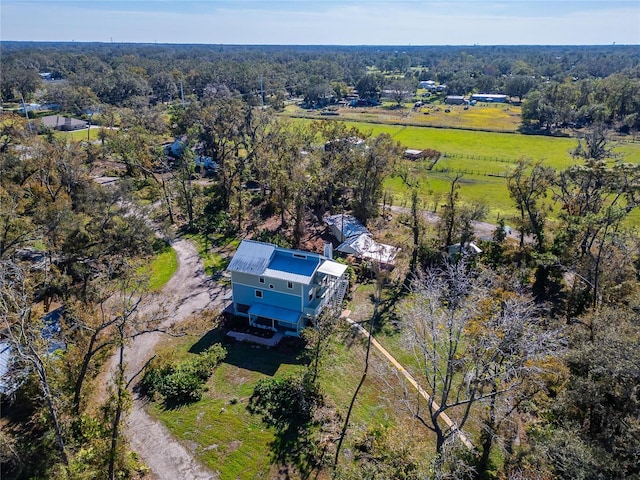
[404,149,425,160]
[325,214,400,267]
[470,93,508,103]
[336,233,400,267]
[447,241,482,259]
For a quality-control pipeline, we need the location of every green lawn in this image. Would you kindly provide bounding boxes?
[145,241,179,291]
[145,322,436,478]
[183,232,240,277]
[54,127,102,142]
[145,330,305,479]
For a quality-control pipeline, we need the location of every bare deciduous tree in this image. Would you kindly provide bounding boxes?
[0,260,68,465]
[401,262,563,475]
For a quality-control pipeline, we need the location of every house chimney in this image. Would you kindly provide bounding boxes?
[324,242,333,259]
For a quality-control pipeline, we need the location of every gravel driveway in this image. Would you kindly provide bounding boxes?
[116,239,228,479]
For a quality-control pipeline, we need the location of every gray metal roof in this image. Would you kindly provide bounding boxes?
[227,240,276,275]
[337,233,400,265]
[228,239,348,284]
[325,214,370,241]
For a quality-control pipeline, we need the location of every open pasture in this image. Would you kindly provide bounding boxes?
[290,117,640,220]
[285,101,522,132]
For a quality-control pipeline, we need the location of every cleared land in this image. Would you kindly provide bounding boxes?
[285,100,523,132]
[288,115,640,220]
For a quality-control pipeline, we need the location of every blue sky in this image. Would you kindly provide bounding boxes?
[1,1,639,45]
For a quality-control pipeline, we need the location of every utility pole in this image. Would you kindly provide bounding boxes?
[180,81,185,108]
[260,75,264,107]
[20,94,33,134]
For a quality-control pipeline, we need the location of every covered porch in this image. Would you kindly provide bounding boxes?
[248,303,305,337]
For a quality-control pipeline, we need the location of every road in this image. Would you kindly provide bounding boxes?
[112,239,228,480]
[386,204,524,243]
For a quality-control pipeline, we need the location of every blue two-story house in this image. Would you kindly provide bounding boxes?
[227,240,349,337]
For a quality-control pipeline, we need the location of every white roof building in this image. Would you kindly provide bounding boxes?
[336,233,400,266]
[325,214,400,267]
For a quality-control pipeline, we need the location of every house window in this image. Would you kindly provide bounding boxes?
[308,289,313,301]
[259,277,265,283]
[287,281,293,289]
[269,284,275,289]
[255,290,263,298]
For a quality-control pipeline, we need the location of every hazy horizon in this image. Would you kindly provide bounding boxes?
[1,1,638,46]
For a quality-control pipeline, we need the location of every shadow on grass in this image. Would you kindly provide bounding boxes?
[268,426,320,480]
[370,281,411,336]
[189,323,308,377]
[189,327,226,354]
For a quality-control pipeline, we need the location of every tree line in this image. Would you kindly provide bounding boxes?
[2,42,638,133]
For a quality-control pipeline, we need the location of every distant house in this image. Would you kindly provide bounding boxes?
[419,80,436,89]
[0,341,18,396]
[336,233,400,267]
[164,136,186,157]
[1,306,65,397]
[324,137,366,153]
[227,240,349,337]
[325,214,370,243]
[38,115,87,131]
[195,156,217,171]
[404,149,425,160]
[445,96,467,105]
[470,93,508,103]
[18,103,43,113]
[325,214,400,267]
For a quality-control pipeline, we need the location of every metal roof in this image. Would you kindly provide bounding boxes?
[317,260,348,277]
[248,303,302,325]
[227,240,276,275]
[337,233,400,265]
[229,239,348,284]
[0,341,21,395]
[325,214,370,241]
[264,251,320,284]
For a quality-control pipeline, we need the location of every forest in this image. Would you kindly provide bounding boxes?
[1,42,640,480]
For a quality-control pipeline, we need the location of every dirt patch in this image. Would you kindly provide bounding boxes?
[97,238,230,480]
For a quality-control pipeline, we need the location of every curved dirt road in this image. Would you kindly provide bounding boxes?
[122,239,228,480]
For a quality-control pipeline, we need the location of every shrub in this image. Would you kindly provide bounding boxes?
[141,344,227,404]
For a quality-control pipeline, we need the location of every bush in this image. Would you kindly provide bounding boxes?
[141,344,227,404]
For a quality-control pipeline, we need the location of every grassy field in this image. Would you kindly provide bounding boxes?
[288,116,640,220]
[54,127,102,142]
[284,100,522,133]
[183,232,240,277]
[146,329,304,479]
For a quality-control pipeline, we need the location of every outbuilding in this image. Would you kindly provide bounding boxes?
[445,95,467,105]
[38,115,87,131]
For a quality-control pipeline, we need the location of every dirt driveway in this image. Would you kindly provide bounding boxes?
[120,239,228,480]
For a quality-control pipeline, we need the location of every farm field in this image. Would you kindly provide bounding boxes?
[284,100,523,132]
[289,116,640,220]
